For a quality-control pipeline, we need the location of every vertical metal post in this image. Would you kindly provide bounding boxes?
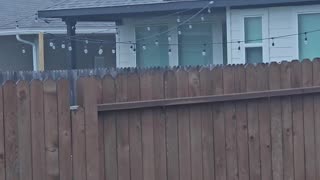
[66,19,77,69]
[66,19,77,105]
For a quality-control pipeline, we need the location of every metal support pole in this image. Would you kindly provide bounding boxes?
[66,19,77,69]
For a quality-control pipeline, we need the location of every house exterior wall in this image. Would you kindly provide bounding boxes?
[116,11,226,68]
[0,34,116,71]
[227,4,320,64]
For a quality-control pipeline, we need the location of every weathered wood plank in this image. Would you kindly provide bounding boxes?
[212,66,226,180]
[57,79,72,180]
[115,73,130,180]
[291,60,305,180]
[77,77,100,180]
[246,64,261,180]
[188,69,203,180]
[0,84,4,180]
[16,81,32,180]
[164,70,179,180]
[223,66,238,180]
[71,107,86,180]
[140,71,155,180]
[176,69,191,180]
[200,67,214,180]
[312,58,320,180]
[152,70,167,180]
[269,62,283,180]
[44,80,60,180]
[127,71,143,180]
[234,65,249,180]
[280,62,294,180]
[302,59,316,180]
[4,81,19,180]
[102,75,118,180]
[256,64,272,180]
[31,80,46,180]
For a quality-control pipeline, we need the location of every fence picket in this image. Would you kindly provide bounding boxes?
[16,81,32,180]
[302,59,316,180]
[0,85,4,180]
[234,65,249,180]
[102,75,118,180]
[31,80,46,180]
[57,79,72,180]
[71,107,86,180]
[3,81,19,180]
[291,60,305,180]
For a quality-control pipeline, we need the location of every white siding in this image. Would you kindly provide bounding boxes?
[228,4,320,64]
[116,12,225,68]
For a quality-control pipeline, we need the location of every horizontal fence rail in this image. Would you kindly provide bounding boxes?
[98,86,320,111]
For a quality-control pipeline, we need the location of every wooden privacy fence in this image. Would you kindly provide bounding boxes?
[0,59,319,180]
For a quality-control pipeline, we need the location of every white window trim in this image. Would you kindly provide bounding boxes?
[239,9,269,64]
[294,9,320,60]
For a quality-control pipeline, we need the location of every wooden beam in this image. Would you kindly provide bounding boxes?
[38,32,45,71]
[98,86,320,112]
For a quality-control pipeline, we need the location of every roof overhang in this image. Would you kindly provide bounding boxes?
[38,0,320,22]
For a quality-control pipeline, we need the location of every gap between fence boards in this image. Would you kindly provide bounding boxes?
[97,86,320,112]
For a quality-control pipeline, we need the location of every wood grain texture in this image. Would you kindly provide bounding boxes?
[44,80,60,180]
[280,62,294,180]
[57,79,72,180]
[72,107,86,180]
[302,60,316,180]
[165,70,179,180]
[246,64,261,180]
[291,60,305,180]
[223,66,238,180]
[176,69,191,180]
[102,75,118,180]
[3,81,19,180]
[31,80,46,180]
[256,64,272,180]
[0,85,5,180]
[16,81,32,180]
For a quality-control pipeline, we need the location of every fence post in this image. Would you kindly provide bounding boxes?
[77,77,101,180]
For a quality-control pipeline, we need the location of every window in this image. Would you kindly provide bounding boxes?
[178,24,213,66]
[298,13,320,60]
[244,17,263,64]
[136,26,169,67]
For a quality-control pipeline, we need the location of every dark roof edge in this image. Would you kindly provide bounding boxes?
[38,0,320,19]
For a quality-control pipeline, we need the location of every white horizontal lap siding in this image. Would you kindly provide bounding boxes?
[228,4,320,64]
[116,12,224,68]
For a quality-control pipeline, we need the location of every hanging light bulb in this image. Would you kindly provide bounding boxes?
[142,44,147,50]
[155,40,159,46]
[112,48,116,54]
[147,26,151,31]
[98,46,104,55]
[202,44,207,56]
[177,16,181,23]
[168,48,172,55]
[49,41,54,47]
[202,49,207,56]
[189,24,193,29]
[201,15,205,21]
[168,35,172,42]
[84,46,88,54]
[22,47,26,54]
[237,41,241,51]
[304,32,308,45]
[178,30,182,35]
[61,42,66,49]
[68,44,72,51]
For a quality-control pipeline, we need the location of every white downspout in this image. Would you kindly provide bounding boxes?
[16,34,38,71]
